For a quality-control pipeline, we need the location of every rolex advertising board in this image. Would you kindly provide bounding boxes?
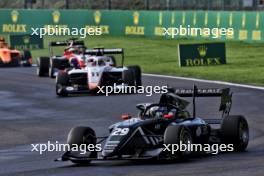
[0,9,263,42]
[9,34,43,50]
[178,43,226,67]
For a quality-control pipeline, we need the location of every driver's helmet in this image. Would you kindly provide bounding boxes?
[149,106,177,119]
[68,47,76,53]
[149,106,166,118]
[78,45,86,54]
[70,58,79,69]
[67,46,82,54]
[98,58,106,66]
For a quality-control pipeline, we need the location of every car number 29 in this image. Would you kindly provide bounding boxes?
[111,128,129,136]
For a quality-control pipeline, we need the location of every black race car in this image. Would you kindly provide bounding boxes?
[57,85,249,164]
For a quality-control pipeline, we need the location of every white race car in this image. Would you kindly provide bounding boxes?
[55,48,142,97]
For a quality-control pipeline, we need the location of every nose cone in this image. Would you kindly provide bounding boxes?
[102,127,131,158]
[102,140,121,157]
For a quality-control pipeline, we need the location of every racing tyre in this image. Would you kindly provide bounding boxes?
[123,69,135,86]
[0,59,3,66]
[67,126,97,164]
[22,50,32,67]
[56,71,69,97]
[49,59,56,78]
[12,57,20,67]
[221,115,249,152]
[164,125,193,158]
[37,57,49,77]
[128,65,142,87]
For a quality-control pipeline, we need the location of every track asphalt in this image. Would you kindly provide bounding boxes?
[0,67,263,176]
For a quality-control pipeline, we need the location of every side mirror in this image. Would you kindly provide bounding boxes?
[121,114,131,120]
[136,104,145,111]
[163,114,174,119]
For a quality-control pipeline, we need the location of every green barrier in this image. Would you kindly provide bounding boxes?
[0,9,263,42]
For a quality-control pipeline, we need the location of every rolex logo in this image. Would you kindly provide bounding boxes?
[52,11,60,23]
[133,11,139,25]
[11,10,19,23]
[94,11,101,24]
[197,45,207,57]
[23,36,30,44]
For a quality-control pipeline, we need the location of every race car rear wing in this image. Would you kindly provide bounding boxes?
[171,85,232,118]
[174,87,225,97]
[49,41,85,47]
[48,39,85,56]
[85,48,124,66]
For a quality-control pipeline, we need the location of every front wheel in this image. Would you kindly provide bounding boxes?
[22,50,32,67]
[37,57,49,77]
[127,65,142,87]
[122,69,135,86]
[164,125,193,159]
[56,71,69,97]
[67,126,97,164]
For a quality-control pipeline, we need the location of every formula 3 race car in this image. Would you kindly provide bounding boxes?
[0,37,32,67]
[36,38,86,78]
[57,85,249,164]
[55,48,141,97]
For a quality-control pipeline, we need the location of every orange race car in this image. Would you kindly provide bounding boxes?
[0,37,32,67]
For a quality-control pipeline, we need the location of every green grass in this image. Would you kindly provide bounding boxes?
[31,36,264,86]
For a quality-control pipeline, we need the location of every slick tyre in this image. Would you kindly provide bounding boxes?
[221,115,249,152]
[22,50,32,67]
[164,125,193,159]
[127,65,142,87]
[37,57,49,77]
[12,57,20,67]
[56,72,69,97]
[49,59,56,78]
[67,126,97,164]
[123,69,135,86]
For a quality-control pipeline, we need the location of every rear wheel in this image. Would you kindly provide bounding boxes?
[12,57,20,67]
[67,126,97,164]
[22,50,32,67]
[164,125,193,158]
[128,65,142,87]
[56,71,69,97]
[123,69,135,86]
[221,115,249,151]
[37,57,49,77]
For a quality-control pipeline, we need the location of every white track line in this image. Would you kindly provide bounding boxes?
[30,65,264,91]
[143,73,264,91]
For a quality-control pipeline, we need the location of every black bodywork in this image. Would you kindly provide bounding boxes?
[60,86,248,162]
